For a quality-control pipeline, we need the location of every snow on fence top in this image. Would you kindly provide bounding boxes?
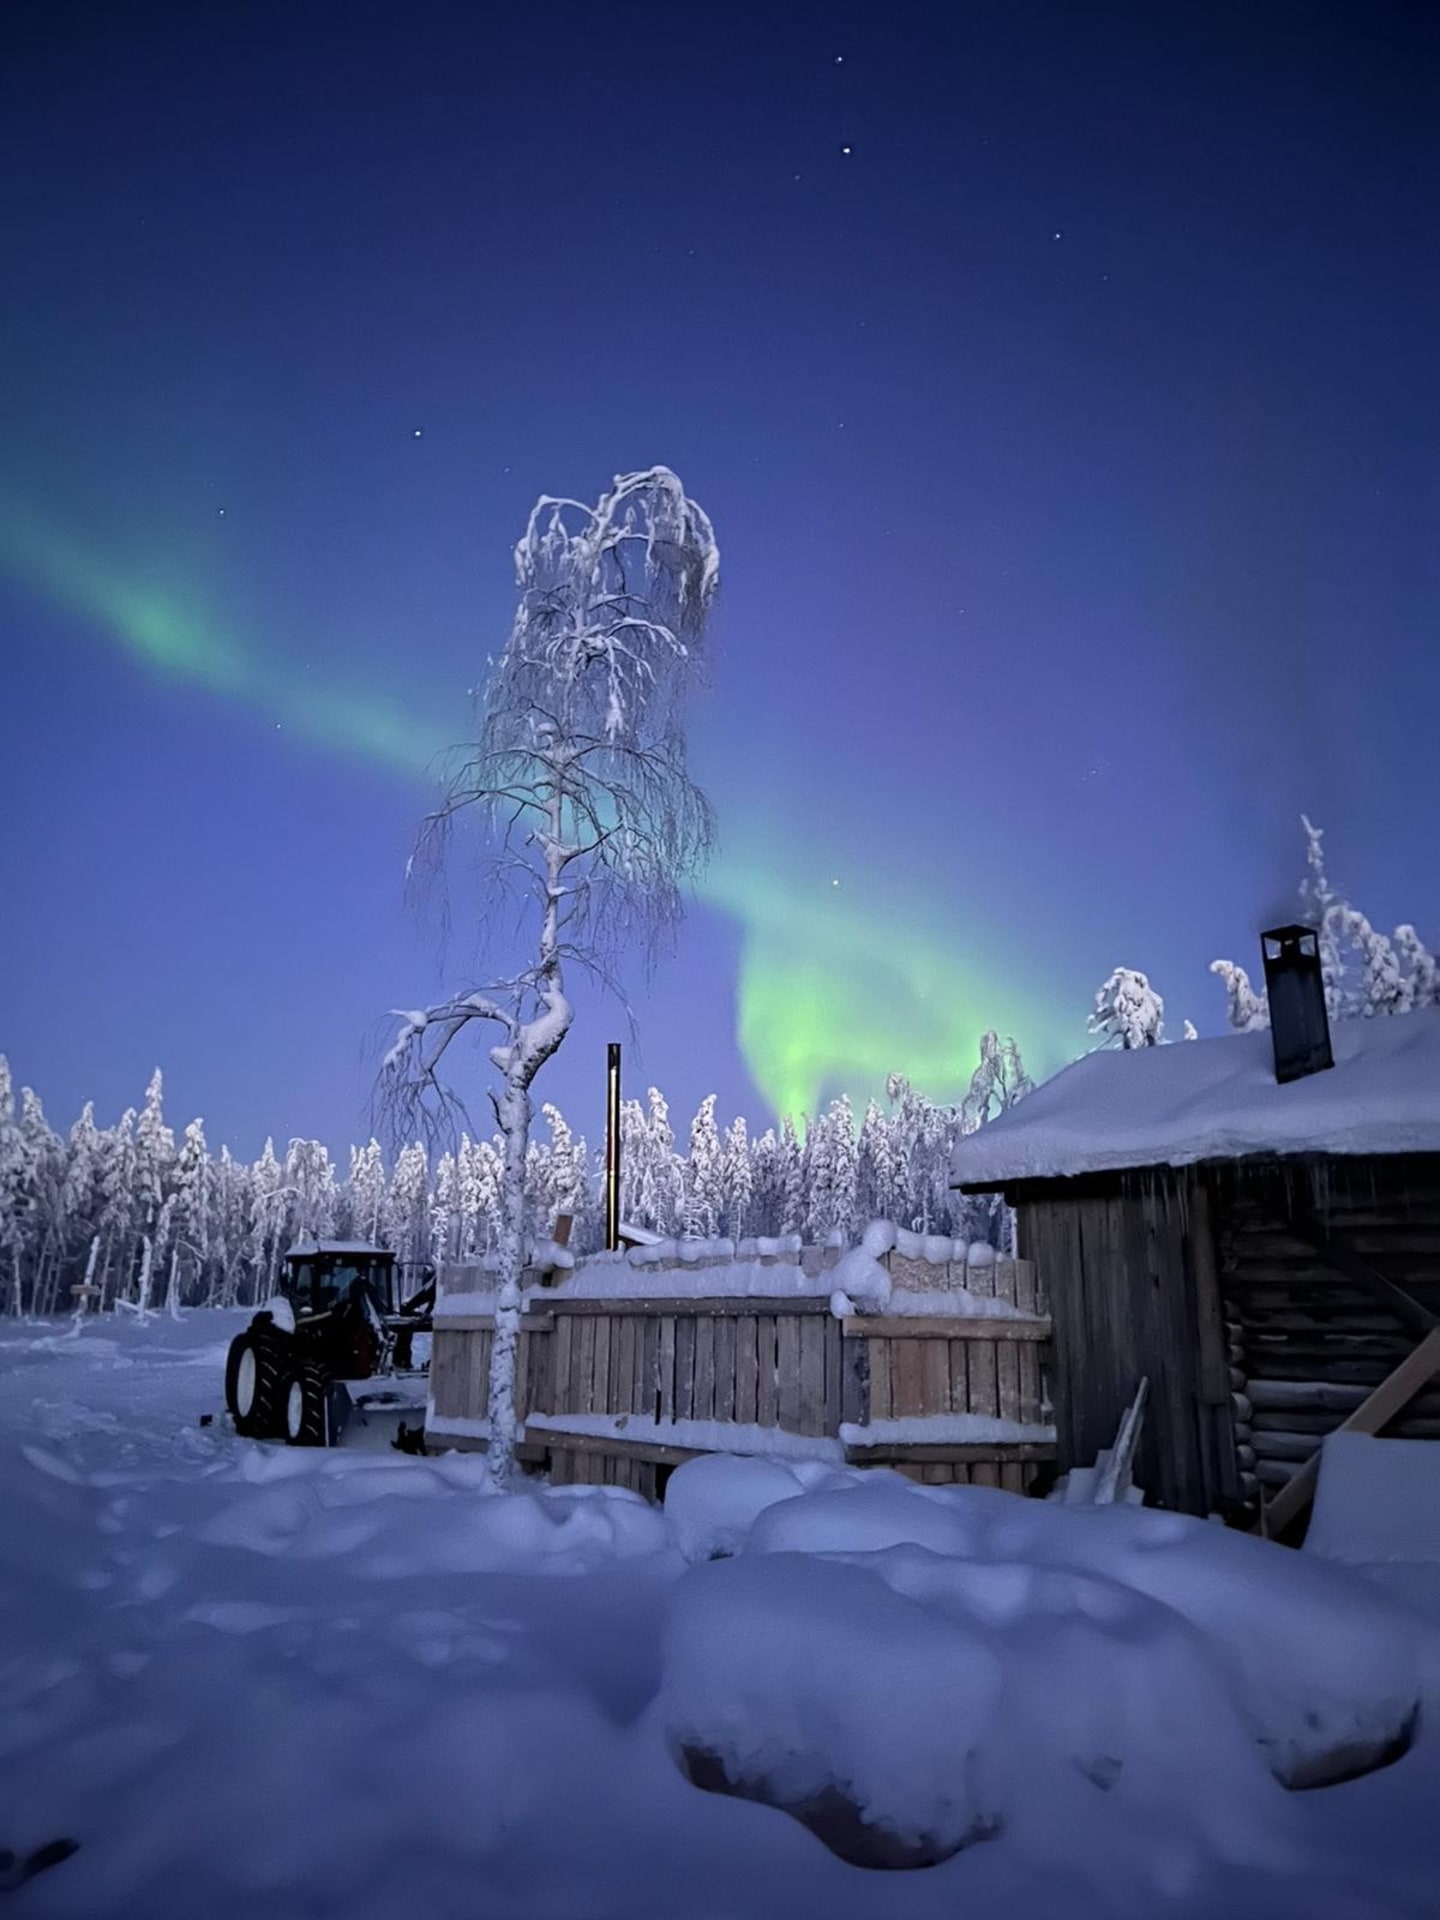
[950,1006,1440,1187]
[435,1222,1027,1321]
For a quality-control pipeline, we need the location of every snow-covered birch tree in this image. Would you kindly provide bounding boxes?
[383,467,718,1484]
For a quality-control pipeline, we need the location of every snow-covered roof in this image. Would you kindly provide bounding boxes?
[950,1008,1440,1187]
[284,1239,394,1259]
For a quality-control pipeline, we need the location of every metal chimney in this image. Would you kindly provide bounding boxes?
[604,1042,622,1251]
[1260,925,1334,1084]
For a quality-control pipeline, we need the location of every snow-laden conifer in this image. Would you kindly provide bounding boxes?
[1209,959,1270,1032]
[1088,968,1165,1049]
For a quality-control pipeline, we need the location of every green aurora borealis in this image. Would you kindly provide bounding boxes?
[3,499,1064,1123]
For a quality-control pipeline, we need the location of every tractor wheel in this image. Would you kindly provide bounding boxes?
[282,1362,332,1447]
[225,1325,286,1438]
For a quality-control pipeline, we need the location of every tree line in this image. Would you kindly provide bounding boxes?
[0,1039,1029,1319]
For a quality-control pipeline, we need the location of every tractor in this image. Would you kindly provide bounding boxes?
[223,1241,435,1448]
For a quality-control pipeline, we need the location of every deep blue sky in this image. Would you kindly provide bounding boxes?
[2,0,1436,1159]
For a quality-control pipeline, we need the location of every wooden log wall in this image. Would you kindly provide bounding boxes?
[1215,1154,1440,1495]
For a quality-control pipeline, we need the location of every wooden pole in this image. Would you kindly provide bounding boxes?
[605,1043,622,1252]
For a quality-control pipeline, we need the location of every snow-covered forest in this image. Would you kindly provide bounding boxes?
[0,1047,1027,1318]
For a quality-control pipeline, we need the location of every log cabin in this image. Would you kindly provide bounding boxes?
[950,1004,1440,1523]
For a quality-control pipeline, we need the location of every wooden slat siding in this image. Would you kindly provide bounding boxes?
[892,1330,925,1416]
[839,1316,1050,1341]
[692,1315,717,1421]
[713,1315,737,1423]
[840,1333,868,1427]
[776,1314,802,1430]
[1033,1199,1085,1473]
[968,1322,1000,1427]
[995,1334,1021,1427]
[735,1315,759,1425]
[428,1330,456,1417]
[921,1334,950,1417]
[970,1464,1000,1487]
[675,1315,697,1421]
[554,1313,575,1415]
[755,1316,778,1428]
[1158,1179,1210,1511]
[575,1316,596,1414]
[657,1316,678,1422]
[539,1295,833,1316]
[537,1428,708,1470]
[948,1339,969,1422]
[588,1310,611,1415]
[823,1316,843,1435]
[473,1328,493,1418]
[798,1315,828,1435]
[643,1315,661,1421]
[610,1315,628,1414]
[622,1313,641,1420]
[1189,1182,1232,1404]
[868,1336,893,1421]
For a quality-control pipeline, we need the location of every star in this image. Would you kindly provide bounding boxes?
[840,145,852,156]
[1051,230,1063,241]
[413,427,423,438]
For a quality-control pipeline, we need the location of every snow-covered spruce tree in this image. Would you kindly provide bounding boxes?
[747,1127,785,1237]
[683,1094,725,1238]
[1088,968,1164,1049]
[1300,814,1349,1015]
[722,1114,752,1241]
[384,468,718,1484]
[1208,956,1271,1032]
[778,1115,805,1235]
[1395,926,1439,1011]
[0,1059,25,1314]
[345,1139,388,1245]
[1211,818,1438,1027]
[805,1095,858,1245]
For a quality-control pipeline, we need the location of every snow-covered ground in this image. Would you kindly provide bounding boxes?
[2,1313,1439,1919]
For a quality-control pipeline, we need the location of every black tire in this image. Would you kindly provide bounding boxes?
[225,1325,286,1438]
[282,1361,331,1446]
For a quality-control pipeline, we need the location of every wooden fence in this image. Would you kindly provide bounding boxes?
[426,1247,1054,1501]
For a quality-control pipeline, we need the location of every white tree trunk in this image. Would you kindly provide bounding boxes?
[165,1248,182,1320]
[486,1078,533,1487]
[134,1235,154,1322]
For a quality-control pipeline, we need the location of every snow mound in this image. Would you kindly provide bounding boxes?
[662,1551,1007,1866]
[680,1463,1423,1793]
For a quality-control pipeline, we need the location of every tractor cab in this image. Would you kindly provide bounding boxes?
[282,1244,397,1321]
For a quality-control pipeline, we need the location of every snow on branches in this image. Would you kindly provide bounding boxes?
[384,467,719,1484]
[1209,817,1438,1029]
[1088,967,1164,1049]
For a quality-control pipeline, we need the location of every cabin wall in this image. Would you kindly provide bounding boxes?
[1214,1153,1440,1494]
[1015,1174,1237,1515]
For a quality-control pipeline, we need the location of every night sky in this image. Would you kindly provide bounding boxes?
[2,1,1436,1157]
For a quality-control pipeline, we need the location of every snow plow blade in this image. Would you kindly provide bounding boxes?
[329,1379,430,1451]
